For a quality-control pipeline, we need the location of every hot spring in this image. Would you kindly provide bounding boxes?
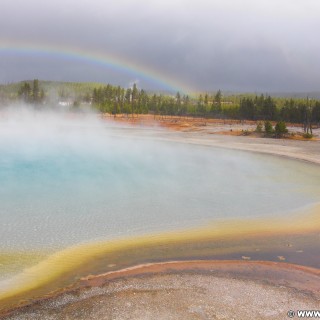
[0,108,320,308]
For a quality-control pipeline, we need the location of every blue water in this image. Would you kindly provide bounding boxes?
[1,113,320,252]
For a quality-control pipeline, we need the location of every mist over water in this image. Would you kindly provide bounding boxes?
[1,105,320,256]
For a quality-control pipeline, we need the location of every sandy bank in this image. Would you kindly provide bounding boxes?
[113,127,320,166]
[104,114,320,165]
[2,260,320,320]
[175,133,320,166]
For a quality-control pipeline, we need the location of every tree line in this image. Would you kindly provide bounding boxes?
[239,95,320,124]
[18,79,45,104]
[15,80,320,127]
[92,83,320,125]
[92,85,232,118]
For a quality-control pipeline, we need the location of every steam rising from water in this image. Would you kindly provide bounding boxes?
[1,105,320,308]
[1,105,320,253]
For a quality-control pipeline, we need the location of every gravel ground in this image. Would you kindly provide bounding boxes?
[3,273,320,320]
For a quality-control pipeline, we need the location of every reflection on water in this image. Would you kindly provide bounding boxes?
[0,110,320,310]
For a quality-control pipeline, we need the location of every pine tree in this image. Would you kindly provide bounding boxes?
[18,82,31,102]
[32,79,40,103]
[214,89,222,112]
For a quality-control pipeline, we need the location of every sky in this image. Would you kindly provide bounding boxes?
[0,0,320,93]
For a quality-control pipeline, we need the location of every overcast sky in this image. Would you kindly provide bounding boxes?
[1,0,320,93]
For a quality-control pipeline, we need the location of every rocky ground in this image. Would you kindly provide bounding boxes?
[3,261,320,320]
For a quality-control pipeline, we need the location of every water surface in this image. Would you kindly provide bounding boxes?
[1,123,319,251]
[0,111,320,308]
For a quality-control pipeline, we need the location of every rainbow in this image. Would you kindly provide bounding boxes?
[0,39,194,94]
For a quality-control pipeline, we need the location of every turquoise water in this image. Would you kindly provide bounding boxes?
[1,112,320,253]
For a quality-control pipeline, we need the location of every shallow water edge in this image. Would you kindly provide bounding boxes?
[0,202,319,312]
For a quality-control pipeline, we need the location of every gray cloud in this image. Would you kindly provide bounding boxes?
[1,0,320,92]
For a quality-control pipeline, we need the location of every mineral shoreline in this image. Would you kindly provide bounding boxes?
[2,260,320,320]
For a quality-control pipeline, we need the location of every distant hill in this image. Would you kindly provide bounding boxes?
[1,80,320,99]
[219,91,320,99]
[266,91,320,100]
